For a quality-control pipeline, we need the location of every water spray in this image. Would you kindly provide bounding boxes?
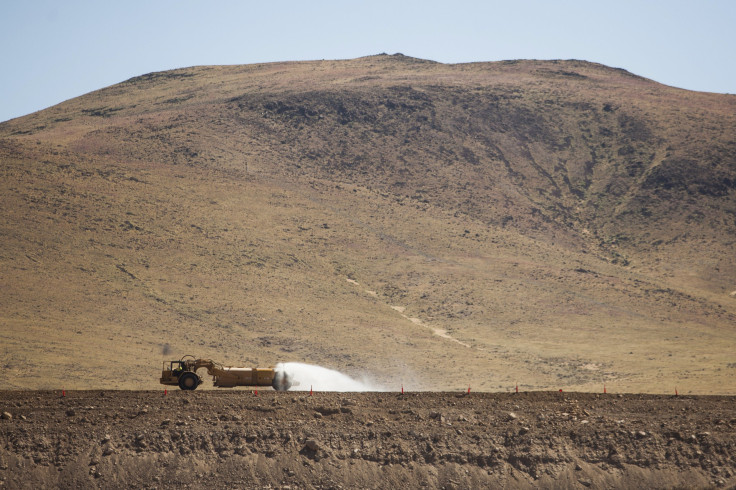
[274,362,380,392]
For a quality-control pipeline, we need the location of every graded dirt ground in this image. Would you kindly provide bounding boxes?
[1,54,736,394]
[1,390,735,489]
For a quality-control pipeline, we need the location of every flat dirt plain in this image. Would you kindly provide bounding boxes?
[1,390,735,489]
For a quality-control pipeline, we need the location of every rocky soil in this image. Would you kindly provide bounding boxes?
[1,390,735,489]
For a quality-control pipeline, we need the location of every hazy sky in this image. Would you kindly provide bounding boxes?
[2,1,735,123]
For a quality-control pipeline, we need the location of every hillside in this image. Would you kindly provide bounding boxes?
[1,54,735,393]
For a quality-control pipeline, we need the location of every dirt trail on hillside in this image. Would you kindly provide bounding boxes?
[390,305,472,348]
[1,391,735,489]
[345,277,473,348]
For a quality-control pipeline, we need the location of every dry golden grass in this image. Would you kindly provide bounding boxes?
[1,55,735,393]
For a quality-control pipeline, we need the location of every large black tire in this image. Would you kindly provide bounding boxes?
[178,371,199,390]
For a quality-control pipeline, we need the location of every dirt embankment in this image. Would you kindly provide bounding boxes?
[1,391,735,489]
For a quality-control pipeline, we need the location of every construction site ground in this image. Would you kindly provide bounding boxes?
[1,390,735,489]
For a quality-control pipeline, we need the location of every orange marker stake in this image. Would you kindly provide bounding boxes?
[603,385,607,394]
[467,386,471,394]
[401,384,404,395]
[254,390,258,396]
[62,389,66,398]
[675,387,678,396]
[164,389,167,396]
[310,385,313,396]
[515,384,518,393]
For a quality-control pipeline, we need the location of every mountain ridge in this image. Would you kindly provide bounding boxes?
[1,55,735,393]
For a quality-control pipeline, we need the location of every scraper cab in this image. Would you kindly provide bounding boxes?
[160,355,293,391]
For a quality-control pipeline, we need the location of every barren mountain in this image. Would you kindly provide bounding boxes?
[1,54,735,393]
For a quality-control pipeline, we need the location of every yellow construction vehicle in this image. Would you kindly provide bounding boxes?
[160,355,292,391]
